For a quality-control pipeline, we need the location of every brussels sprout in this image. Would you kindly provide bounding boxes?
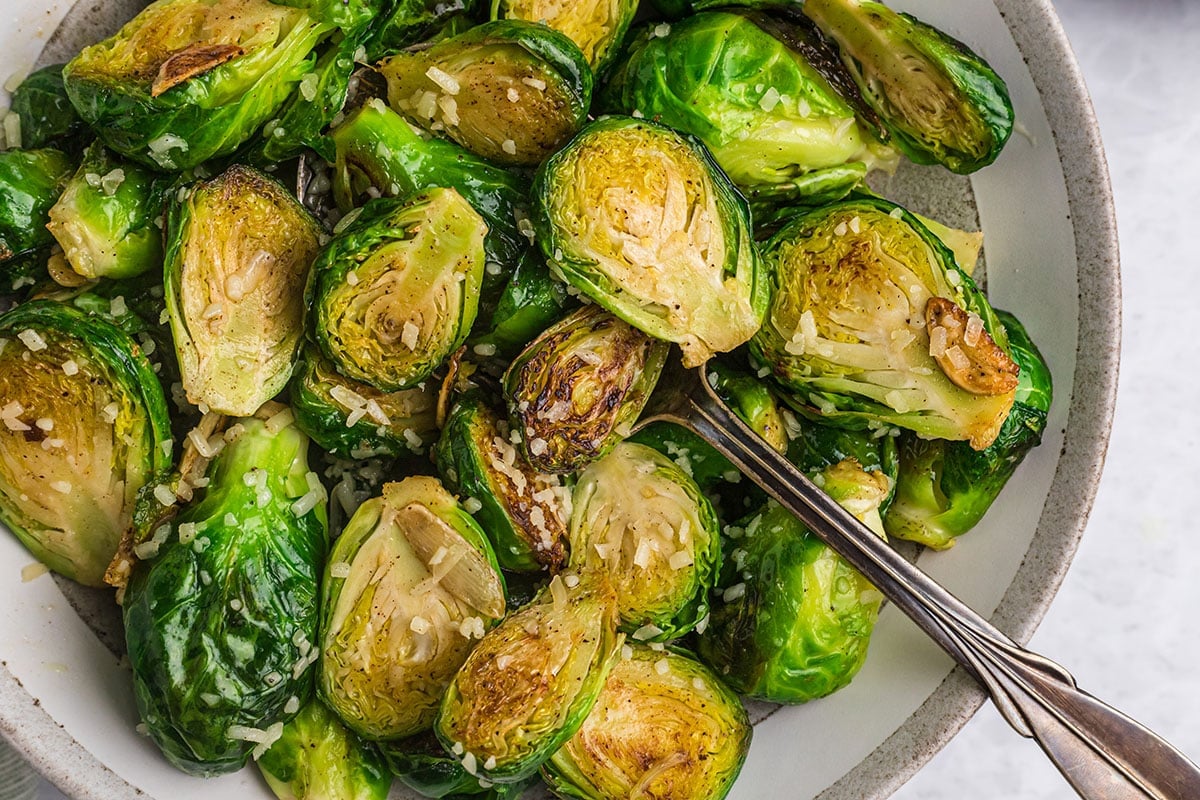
[784,412,899,511]
[502,305,668,474]
[697,460,890,702]
[366,0,481,61]
[436,572,621,783]
[436,394,571,572]
[379,20,592,166]
[331,99,528,274]
[534,116,767,367]
[312,189,486,392]
[601,12,898,196]
[46,143,168,281]
[569,442,721,641]
[257,698,392,800]
[750,196,1017,450]
[62,0,343,171]
[544,644,751,800]
[123,410,328,775]
[377,731,536,799]
[290,345,439,458]
[7,64,87,151]
[164,165,321,416]
[885,310,1052,549]
[468,249,572,359]
[0,148,74,291]
[319,476,506,741]
[0,300,171,586]
[491,0,637,74]
[804,0,1014,174]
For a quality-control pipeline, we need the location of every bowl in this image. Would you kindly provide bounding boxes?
[0,0,1119,798]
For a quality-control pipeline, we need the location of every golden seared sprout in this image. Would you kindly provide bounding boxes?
[503,305,669,474]
[164,165,321,416]
[319,477,506,741]
[534,117,767,367]
[492,0,638,73]
[313,189,487,393]
[545,645,752,800]
[379,19,593,166]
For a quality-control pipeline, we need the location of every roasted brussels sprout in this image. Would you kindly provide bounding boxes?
[569,442,721,641]
[468,249,572,359]
[0,148,74,290]
[62,0,345,171]
[290,345,439,458]
[804,0,1014,173]
[319,476,506,741]
[46,143,168,281]
[602,12,897,197]
[697,459,890,702]
[750,196,1017,450]
[885,309,1052,549]
[164,165,321,416]
[534,116,766,367]
[7,64,87,151]
[312,189,487,392]
[436,572,621,784]
[366,0,481,61]
[380,20,592,166]
[123,410,328,775]
[0,300,171,586]
[436,394,571,572]
[491,0,638,74]
[502,305,668,474]
[544,644,751,800]
[377,731,536,799]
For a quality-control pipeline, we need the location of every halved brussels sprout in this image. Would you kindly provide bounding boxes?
[697,459,890,702]
[0,148,74,290]
[366,0,481,61]
[602,12,898,196]
[0,300,171,586]
[62,0,339,171]
[380,20,592,166]
[8,64,87,151]
[46,143,168,281]
[436,572,621,784]
[750,196,1017,449]
[502,305,668,474]
[436,394,571,572]
[313,189,486,393]
[468,249,572,359]
[319,476,506,741]
[885,309,1052,549]
[534,116,767,367]
[290,344,439,459]
[544,644,751,800]
[804,0,1014,173]
[123,410,328,775]
[491,0,637,73]
[257,698,392,800]
[569,442,720,641]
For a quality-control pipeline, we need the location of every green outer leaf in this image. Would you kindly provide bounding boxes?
[365,0,482,61]
[268,0,381,30]
[8,64,88,151]
[0,148,74,288]
[468,249,572,359]
[491,0,638,74]
[376,730,538,798]
[123,415,328,775]
[784,415,899,512]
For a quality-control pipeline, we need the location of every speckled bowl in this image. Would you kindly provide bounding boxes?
[0,1,1119,798]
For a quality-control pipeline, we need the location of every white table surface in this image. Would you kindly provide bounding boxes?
[32,0,1200,797]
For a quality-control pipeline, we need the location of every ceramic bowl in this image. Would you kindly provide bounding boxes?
[0,1,1119,798]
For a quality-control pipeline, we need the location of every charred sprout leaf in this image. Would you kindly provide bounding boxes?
[380,19,592,166]
[377,730,537,799]
[319,476,506,741]
[750,196,1016,450]
[46,142,168,281]
[8,64,88,151]
[0,300,171,586]
[436,571,621,784]
[502,305,668,474]
[468,249,572,359]
[123,412,328,775]
[569,442,721,641]
[804,0,1014,174]
[0,148,74,291]
[365,0,482,61]
[602,12,897,196]
[544,644,751,800]
[164,165,321,416]
[435,394,571,573]
[885,309,1052,549]
[63,0,341,171]
[313,188,487,392]
[491,0,638,74]
[534,116,766,367]
[290,344,439,459]
[697,460,889,702]
[257,697,392,800]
